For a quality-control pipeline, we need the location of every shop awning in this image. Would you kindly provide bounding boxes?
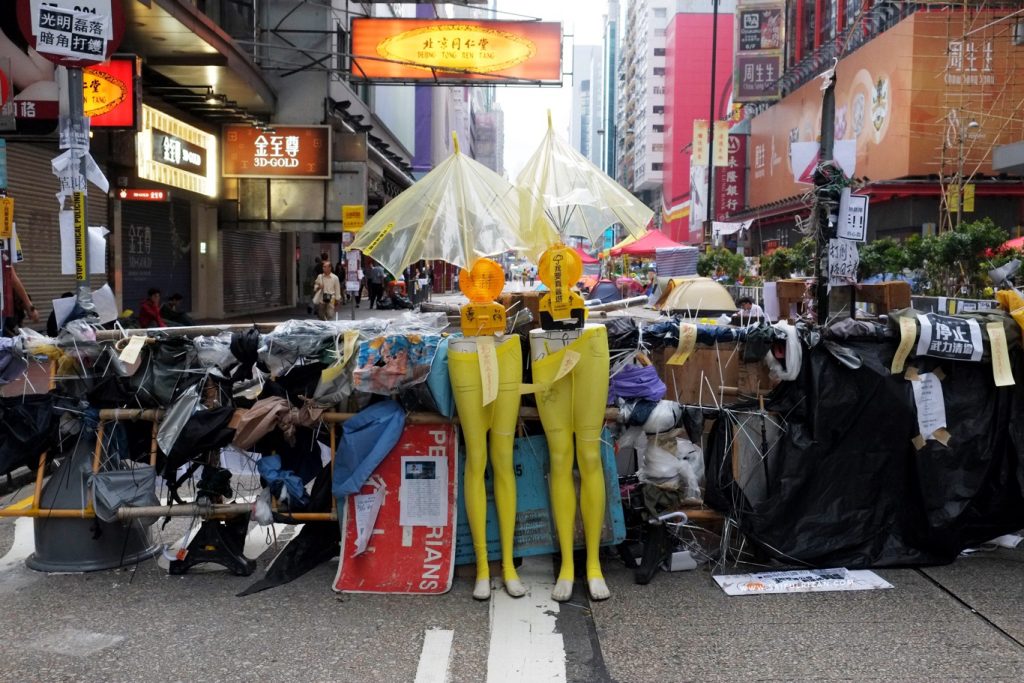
[120,0,275,119]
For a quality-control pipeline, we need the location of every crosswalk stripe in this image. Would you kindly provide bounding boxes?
[414,628,454,683]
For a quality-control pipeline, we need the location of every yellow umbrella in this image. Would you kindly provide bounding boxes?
[348,133,526,275]
[516,113,653,258]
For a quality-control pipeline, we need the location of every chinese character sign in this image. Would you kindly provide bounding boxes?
[737,5,784,52]
[827,238,859,290]
[733,1,784,103]
[735,53,782,102]
[222,125,331,179]
[692,120,709,166]
[30,1,111,63]
[915,313,983,362]
[714,134,747,218]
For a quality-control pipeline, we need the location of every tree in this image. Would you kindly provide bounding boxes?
[697,247,746,280]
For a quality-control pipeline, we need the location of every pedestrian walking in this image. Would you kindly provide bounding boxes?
[368,263,386,309]
[313,261,342,320]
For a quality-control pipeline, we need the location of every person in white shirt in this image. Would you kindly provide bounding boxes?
[313,260,343,320]
[736,296,768,322]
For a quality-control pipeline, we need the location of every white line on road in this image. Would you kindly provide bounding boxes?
[486,558,567,683]
[414,628,454,683]
[0,517,34,572]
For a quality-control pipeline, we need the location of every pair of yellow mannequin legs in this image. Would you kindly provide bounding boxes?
[448,327,610,601]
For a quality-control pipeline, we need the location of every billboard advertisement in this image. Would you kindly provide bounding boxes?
[222,124,331,179]
[350,19,562,84]
[748,11,1024,209]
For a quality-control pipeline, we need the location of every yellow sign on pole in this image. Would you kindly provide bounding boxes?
[0,197,13,239]
[342,205,365,231]
[73,191,87,282]
[963,183,975,213]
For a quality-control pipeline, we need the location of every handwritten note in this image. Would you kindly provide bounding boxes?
[668,323,698,366]
[987,322,1015,387]
[911,372,947,441]
[476,336,499,405]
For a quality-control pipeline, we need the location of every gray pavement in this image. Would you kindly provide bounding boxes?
[1,498,1022,682]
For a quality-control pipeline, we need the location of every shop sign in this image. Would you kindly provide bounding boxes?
[83,57,135,128]
[342,204,365,231]
[916,313,983,362]
[137,105,217,197]
[350,18,562,84]
[714,134,747,218]
[737,4,784,52]
[117,188,168,202]
[222,125,331,179]
[0,197,13,238]
[735,52,782,102]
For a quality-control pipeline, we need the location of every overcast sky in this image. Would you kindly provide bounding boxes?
[494,0,607,179]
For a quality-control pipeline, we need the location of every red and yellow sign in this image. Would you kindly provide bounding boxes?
[351,19,562,83]
[222,124,331,179]
[84,57,135,128]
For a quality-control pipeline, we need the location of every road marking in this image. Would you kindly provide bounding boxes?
[0,517,34,572]
[486,558,566,683]
[414,628,454,683]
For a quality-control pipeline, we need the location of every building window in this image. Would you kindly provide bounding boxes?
[655,28,666,37]
[652,105,664,114]
[654,8,667,18]
[652,162,663,171]
[653,124,665,133]
[653,67,665,76]
[653,86,665,95]
[654,48,666,57]
[652,143,664,152]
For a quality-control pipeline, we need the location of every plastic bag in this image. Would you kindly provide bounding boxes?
[194,331,237,371]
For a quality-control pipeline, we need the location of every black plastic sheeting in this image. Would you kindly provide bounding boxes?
[705,338,1024,567]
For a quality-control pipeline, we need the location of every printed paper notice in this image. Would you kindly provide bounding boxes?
[911,372,947,439]
[353,481,385,557]
[399,456,448,527]
[714,568,893,596]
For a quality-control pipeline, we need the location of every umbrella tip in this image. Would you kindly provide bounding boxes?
[452,131,460,155]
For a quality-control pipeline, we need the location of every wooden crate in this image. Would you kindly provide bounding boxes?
[498,291,542,330]
[653,342,775,407]
[774,279,912,320]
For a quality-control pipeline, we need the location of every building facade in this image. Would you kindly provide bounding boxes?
[570,45,605,167]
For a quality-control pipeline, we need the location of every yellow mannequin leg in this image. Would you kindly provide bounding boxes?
[449,349,494,593]
[449,338,524,599]
[532,347,582,586]
[572,327,610,586]
[491,340,523,589]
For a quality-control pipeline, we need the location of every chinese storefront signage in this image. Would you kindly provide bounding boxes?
[733,1,783,103]
[222,125,331,179]
[714,134,747,218]
[118,188,168,202]
[350,19,562,84]
[342,204,365,231]
[692,120,709,166]
[137,105,217,197]
[83,57,134,128]
[945,39,995,87]
[16,0,125,68]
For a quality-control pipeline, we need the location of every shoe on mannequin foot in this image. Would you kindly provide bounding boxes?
[588,577,610,601]
[551,579,574,602]
[473,579,491,600]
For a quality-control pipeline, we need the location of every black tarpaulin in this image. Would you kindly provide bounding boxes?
[706,338,1024,567]
[0,394,57,476]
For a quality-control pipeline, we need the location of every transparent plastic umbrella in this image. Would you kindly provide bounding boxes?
[348,133,528,275]
[517,113,653,258]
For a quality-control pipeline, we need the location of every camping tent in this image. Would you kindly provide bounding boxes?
[590,280,623,303]
[656,277,735,315]
[611,230,683,257]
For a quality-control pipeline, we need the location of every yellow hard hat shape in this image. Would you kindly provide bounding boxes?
[459,258,505,303]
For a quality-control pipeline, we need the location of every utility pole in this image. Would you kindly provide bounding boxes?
[704,0,720,247]
[814,65,837,326]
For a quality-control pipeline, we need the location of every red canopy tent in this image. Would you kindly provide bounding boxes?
[610,230,683,257]
[575,246,599,264]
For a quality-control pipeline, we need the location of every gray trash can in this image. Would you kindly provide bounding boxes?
[26,434,161,572]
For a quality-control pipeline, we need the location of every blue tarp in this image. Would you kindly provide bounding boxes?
[332,400,406,498]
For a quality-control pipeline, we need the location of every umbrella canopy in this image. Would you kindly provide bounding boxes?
[575,246,598,264]
[517,113,653,257]
[611,230,683,257]
[348,133,526,275]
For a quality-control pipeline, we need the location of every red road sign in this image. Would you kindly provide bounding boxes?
[16,0,125,68]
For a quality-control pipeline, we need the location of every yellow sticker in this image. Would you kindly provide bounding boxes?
[477,336,499,406]
[891,317,917,374]
[987,322,1015,387]
[553,349,581,383]
[73,192,87,282]
[667,323,698,366]
[118,335,146,365]
[342,330,360,366]
[0,197,13,239]
[362,221,394,255]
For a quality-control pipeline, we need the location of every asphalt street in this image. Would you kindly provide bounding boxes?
[1,490,1022,682]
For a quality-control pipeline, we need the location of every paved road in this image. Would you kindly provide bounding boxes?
[1,492,1022,682]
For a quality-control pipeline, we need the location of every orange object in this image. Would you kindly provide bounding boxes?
[460,258,505,303]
